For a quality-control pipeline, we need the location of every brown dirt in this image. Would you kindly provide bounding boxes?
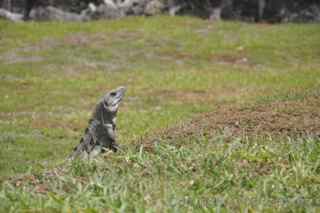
[142,96,320,148]
[146,87,252,105]
[210,53,254,67]
[0,33,107,64]
[148,89,213,104]
[0,38,58,64]
[62,33,107,47]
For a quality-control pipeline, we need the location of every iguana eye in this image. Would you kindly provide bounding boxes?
[110,92,116,96]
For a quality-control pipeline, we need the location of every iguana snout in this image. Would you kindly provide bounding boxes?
[103,86,126,112]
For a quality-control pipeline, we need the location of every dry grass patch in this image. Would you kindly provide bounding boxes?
[143,96,320,149]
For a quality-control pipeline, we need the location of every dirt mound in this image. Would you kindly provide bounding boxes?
[142,97,320,148]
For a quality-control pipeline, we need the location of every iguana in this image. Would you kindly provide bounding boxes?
[70,86,126,159]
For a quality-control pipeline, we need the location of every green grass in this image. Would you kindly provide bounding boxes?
[1,137,319,211]
[0,16,320,211]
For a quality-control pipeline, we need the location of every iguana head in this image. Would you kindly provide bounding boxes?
[103,86,126,113]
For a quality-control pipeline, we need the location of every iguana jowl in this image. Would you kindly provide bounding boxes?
[70,86,126,159]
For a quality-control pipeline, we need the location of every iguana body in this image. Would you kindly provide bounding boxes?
[70,86,126,159]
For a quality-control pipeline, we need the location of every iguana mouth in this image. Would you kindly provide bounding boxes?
[111,86,126,105]
[110,95,123,106]
[103,86,126,111]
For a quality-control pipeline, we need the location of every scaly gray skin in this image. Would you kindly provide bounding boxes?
[70,86,126,160]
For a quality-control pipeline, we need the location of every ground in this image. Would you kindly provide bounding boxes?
[0,16,319,211]
[143,96,320,147]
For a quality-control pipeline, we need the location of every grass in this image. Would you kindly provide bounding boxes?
[0,16,319,211]
[1,137,320,211]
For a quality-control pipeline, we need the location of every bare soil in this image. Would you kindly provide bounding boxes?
[211,53,253,67]
[142,96,320,148]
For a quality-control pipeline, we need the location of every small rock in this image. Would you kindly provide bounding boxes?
[144,0,165,16]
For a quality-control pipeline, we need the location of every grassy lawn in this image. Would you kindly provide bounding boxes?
[0,16,319,211]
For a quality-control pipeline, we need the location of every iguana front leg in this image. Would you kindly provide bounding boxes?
[102,123,119,152]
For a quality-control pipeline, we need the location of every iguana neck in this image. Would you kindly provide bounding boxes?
[92,101,116,126]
